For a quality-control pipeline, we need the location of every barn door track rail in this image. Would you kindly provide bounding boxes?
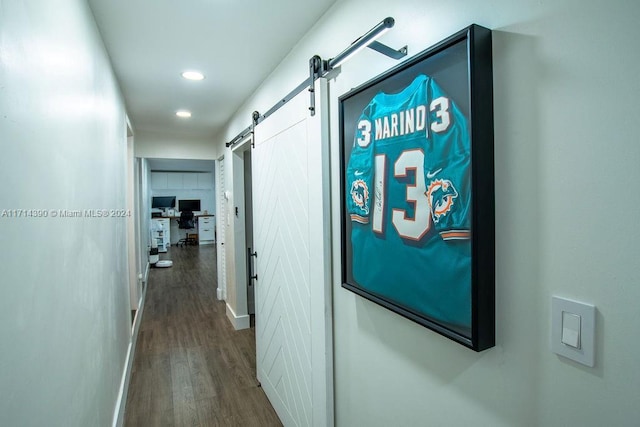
[226,17,407,148]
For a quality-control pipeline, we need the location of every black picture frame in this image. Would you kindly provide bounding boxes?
[339,24,494,351]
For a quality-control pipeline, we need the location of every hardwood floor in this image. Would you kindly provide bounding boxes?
[124,244,282,427]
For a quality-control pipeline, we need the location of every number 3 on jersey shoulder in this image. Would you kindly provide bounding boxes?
[430,96,451,133]
[356,120,372,147]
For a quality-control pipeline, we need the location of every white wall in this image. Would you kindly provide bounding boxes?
[134,128,219,159]
[217,0,640,425]
[0,1,132,425]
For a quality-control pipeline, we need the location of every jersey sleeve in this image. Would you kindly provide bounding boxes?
[423,78,471,241]
[346,115,374,224]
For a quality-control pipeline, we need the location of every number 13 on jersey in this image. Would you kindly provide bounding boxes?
[372,149,433,241]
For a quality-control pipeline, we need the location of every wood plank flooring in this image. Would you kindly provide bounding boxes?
[124,245,282,427]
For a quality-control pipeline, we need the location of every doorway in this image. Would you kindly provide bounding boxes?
[243,150,255,315]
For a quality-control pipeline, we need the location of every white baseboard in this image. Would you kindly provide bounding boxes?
[143,262,150,284]
[112,277,147,427]
[217,287,224,301]
[226,303,250,330]
[112,341,132,427]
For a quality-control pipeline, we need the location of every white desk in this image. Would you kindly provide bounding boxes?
[153,214,215,246]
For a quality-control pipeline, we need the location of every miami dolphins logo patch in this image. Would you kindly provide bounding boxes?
[426,179,458,223]
[350,179,369,214]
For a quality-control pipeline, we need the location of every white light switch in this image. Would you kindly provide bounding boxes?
[561,312,581,348]
[551,296,596,367]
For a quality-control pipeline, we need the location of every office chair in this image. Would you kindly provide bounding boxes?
[177,211,198,247]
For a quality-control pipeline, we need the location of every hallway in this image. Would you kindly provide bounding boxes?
[124,245,281,427]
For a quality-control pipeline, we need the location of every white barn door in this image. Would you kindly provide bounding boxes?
[252,79,333,427]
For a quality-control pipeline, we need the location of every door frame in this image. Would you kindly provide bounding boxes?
[243,149,255,315]
[125,120,140,314]
[222,136,253,330]
[216,155,228,301]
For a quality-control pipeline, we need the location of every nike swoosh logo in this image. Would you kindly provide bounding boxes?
[354,170,364,176]
[426,168,442,179]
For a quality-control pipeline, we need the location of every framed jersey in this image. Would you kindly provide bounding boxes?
[339,24,495,351]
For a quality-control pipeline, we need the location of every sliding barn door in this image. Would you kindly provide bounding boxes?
[252,79,333,426]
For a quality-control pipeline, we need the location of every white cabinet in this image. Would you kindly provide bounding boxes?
[196,172,213,189]
[151,172,168,189]
[198,215,215,245]
[182,173,198,188]
[151,218,171,252]
[151,172,212,190]
[167,172,183,189]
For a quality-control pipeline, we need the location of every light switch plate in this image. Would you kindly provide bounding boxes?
[551,296,596,367]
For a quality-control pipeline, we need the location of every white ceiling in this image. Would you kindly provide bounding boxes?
[88,0,336,139]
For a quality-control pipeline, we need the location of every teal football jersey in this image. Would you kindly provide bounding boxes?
[346,74,472,329]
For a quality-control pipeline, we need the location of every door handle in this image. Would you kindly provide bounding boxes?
[248,248,258,283]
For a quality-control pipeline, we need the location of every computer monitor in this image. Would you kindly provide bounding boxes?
[152,196,176,209]
[178,199,201,212]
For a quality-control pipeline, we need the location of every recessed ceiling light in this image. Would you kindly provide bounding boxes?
[181,71,205,81]
[176,110,192,118]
